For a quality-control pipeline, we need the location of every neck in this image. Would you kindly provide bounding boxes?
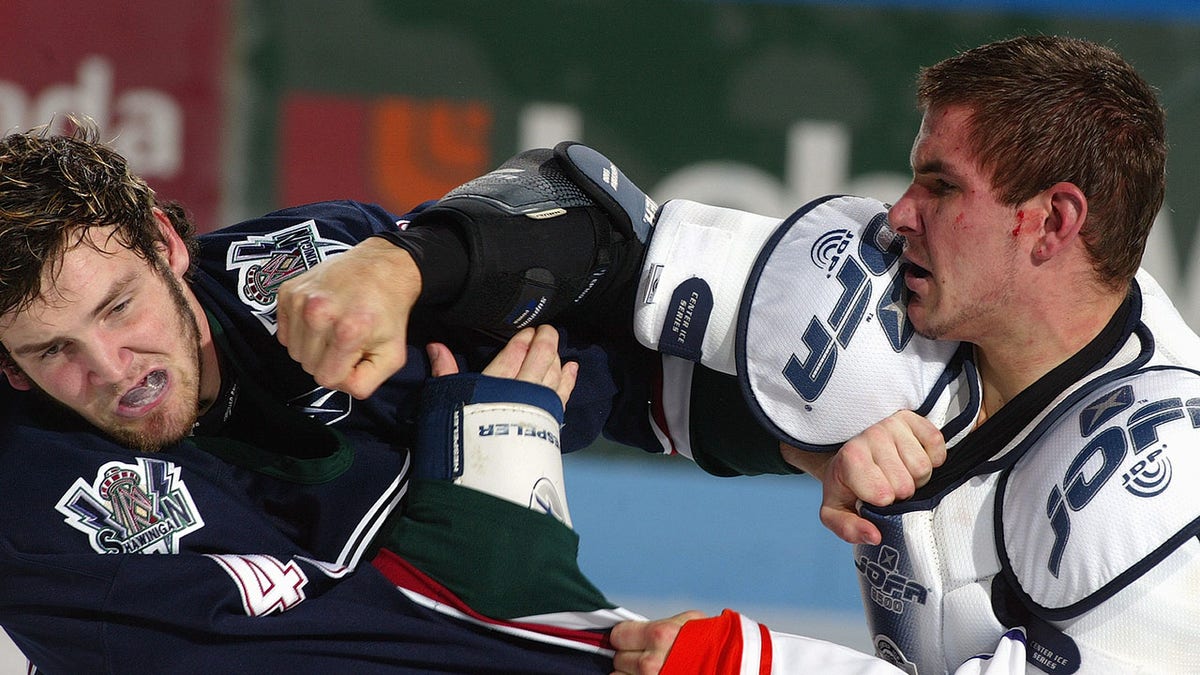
[974,287,1125,421]
[188,289,222,414]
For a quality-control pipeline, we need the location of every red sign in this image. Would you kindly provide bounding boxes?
[0,1,229,232]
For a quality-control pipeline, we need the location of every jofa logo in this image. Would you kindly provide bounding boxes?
[226,220,350,333]
[784,212,908,402]
[56,458,205,554]
[856,544,928,615]
[1045,385,1192,576]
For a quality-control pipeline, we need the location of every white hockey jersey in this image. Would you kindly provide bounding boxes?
[850,270,1200,674]
[639,196,1200,674]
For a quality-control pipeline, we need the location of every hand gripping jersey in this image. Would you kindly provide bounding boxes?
[635,196,1200,673]
[0,200,643,673]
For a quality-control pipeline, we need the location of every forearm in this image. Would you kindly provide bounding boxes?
[374,143,650,337]
[779,442,834,479]
[369,223,463,305]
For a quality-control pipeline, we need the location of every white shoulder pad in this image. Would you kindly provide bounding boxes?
[1136,268,1200,367]
[998,366,1200,618]
[635,195,973,450]
[736,195,968,449]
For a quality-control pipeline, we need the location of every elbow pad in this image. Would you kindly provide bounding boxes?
[404,141,656,337]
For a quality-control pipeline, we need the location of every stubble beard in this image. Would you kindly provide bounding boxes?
[910,255,1019,343]
[106,271,205,453]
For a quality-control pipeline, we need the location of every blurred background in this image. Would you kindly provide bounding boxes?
[4,0,1200,670]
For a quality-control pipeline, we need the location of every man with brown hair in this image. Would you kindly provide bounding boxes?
[0,123,652,673]
[605,35,1199,674]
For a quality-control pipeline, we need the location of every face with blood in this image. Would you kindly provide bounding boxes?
[887,104,1027,344]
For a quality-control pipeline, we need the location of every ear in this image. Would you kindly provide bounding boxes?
[1,358,33,391]
[1032,182,1088,261]
[152,207,192,279]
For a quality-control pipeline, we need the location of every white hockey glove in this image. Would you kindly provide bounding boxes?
[412,373,573,526]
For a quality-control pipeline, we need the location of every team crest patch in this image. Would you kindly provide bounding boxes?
[55,458,205,554]
[226,220,351,332]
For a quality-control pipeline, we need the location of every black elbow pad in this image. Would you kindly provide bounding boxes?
[405,141,656,336]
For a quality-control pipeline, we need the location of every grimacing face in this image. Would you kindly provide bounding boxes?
[0,226,206,452]
[887,105,1024,345]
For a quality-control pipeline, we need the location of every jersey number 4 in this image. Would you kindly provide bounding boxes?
[208,553,310,616]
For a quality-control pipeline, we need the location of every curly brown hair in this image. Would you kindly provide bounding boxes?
[0,119,199,370]
[917,35,1167,289]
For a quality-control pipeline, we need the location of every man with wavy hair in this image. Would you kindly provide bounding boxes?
[0,122,644,673]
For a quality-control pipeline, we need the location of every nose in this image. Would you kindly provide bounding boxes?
[83,342,132,387]
[888,186,921,237]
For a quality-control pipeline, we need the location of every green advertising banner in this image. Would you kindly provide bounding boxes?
[237,0,1200,323]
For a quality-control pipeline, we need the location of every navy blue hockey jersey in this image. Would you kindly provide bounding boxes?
[0,201,641,673]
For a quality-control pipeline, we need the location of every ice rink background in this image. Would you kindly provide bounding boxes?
[567,444,873,651]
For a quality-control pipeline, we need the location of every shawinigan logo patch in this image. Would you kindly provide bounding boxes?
[56,458,205,554]
[226,220,351,333]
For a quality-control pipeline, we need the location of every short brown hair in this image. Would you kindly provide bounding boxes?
[0,119,198,320]
[917,35,1166,288]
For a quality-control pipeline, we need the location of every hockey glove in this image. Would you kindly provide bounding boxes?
[412,373,572,526]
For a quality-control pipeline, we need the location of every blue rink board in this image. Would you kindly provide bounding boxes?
[564,445,872,649]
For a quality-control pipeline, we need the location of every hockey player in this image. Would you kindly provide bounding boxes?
[602,35,1200,674]
[0,125,662,672]
[280,36,1200,674]
[0,124,939,671]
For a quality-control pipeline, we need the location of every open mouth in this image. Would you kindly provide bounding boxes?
[903,261,932,280]
[119,369,169,412]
